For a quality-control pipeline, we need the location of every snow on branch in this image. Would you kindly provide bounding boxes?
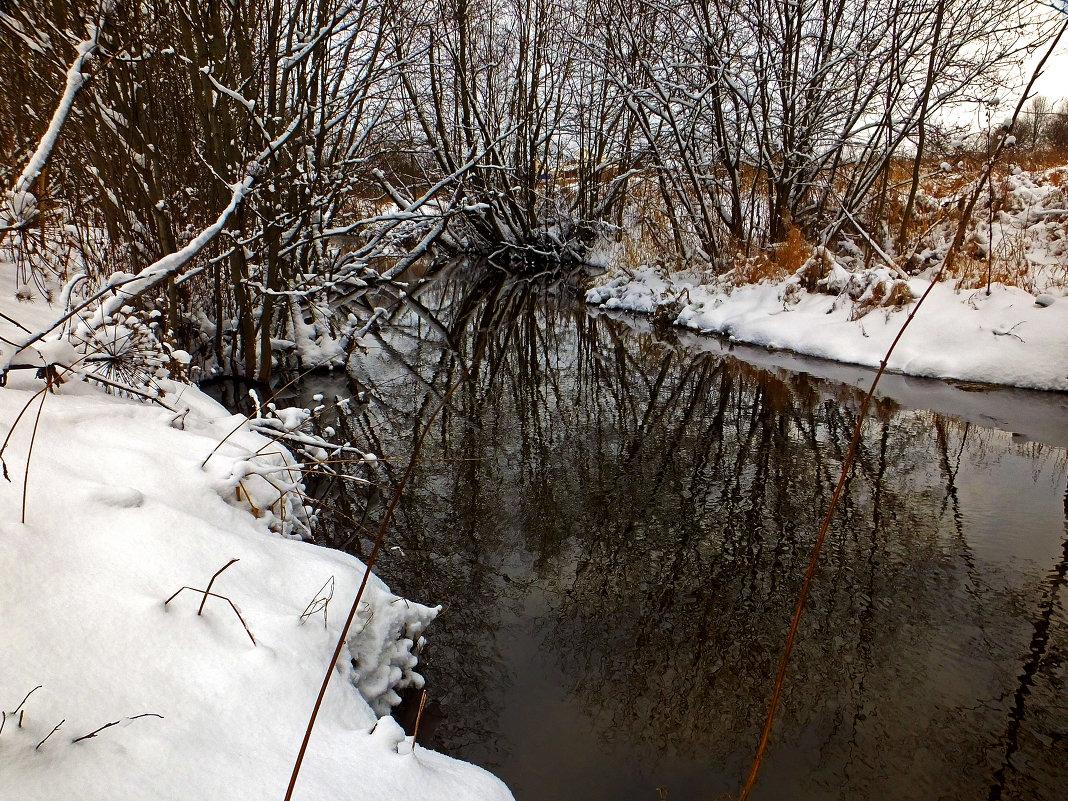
[0,113,306,378]
[6,3,114,227]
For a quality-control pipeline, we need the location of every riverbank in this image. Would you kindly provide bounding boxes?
[587,165,1068,393]
[586,266,1068,391]
[0,268,512,799]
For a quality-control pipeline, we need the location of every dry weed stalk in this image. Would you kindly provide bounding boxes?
[410,689,428,751]
[951,232,1034,293]
[0,685,41,737]
[35,719,63,750]
[284,370,468,800]
[71,713,164,744]
[0,384,50,524]
[617,180,689,274]
[164,558,256,645]
[299,576,336,628]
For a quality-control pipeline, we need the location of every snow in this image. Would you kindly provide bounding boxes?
[587,165,1068,392]
[0,265,512,800]
[588,266,1068,390]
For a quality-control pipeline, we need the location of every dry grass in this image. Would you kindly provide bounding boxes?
[608,150,1068,292]
[734,225,810,285]
[850,278,914,320]
[949,235,1035,293]
[733,253,787,284]
[617,180,689,274]
[850,280,886,320]
[1004,143,1068,173]
[774,225,810,274]
[883,280,915,308]
[796,247,835,292]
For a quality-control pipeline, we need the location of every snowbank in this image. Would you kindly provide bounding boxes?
[587,163,1068,392]
[588,265,1068,391]
[0,372,511,800]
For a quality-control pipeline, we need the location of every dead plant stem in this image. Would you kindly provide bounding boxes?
[197,558,239,616]
[0,386,48,482]
[283,369,468,800]
[410,689,428,751]
[22,383,47,524]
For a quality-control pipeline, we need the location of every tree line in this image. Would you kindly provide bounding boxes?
[0,0,1059,380]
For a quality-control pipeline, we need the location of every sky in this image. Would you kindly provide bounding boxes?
[1024,38,1068,106]
[940,40,1068,132]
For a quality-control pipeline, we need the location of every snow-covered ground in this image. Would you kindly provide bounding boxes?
[0,267,512,800]
[587,166,1068,392]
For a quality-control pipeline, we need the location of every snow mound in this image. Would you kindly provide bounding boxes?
[588,246,1068,391]
[0,374,512,801]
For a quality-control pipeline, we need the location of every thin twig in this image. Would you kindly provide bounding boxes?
[299,577,335,628]
[0,387,49,482]
[200,359,346,469]
[164,559,256,645]
[72,713,164,743]
[71,719,121,743]
[164,587,257,645]
[22,381,47,524]
[35,719,63,750]
[197,558,239,616]
[13,685,41,715]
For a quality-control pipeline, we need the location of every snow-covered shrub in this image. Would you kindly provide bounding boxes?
[212,391,378,542]
[847,274,915,320]
[795,246,837,292]
[792,249,914,318]
[219,448,313,541]
[346,597,437,715]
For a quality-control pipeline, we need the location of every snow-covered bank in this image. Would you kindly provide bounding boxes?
[0,374,512,799]
[587,164,1068,392]
[587,265,1068,391]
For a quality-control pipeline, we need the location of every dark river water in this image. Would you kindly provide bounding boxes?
[237,267,1068,801]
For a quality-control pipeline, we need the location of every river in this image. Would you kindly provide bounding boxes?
[245,265,1068,801]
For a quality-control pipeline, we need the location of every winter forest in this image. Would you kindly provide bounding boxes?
[1,0,1067,799]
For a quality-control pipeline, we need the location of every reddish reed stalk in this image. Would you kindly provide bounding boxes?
[284,373,464,800]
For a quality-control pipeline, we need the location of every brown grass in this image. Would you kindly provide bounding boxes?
[883,280,915,308]
[796,247,835,292]
[849,277,915,320]
[775,225,811,274]
[949,235,1035,293]
[617,180,688,274]
[735,226,811,286]
[733,253,787,284]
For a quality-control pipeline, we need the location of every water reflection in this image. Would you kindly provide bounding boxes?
[300,265,1067,800]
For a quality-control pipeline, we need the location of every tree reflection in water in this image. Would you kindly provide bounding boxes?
[303,265,1068,800]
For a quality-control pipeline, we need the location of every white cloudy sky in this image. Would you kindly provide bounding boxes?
[1028,42,1068,101]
